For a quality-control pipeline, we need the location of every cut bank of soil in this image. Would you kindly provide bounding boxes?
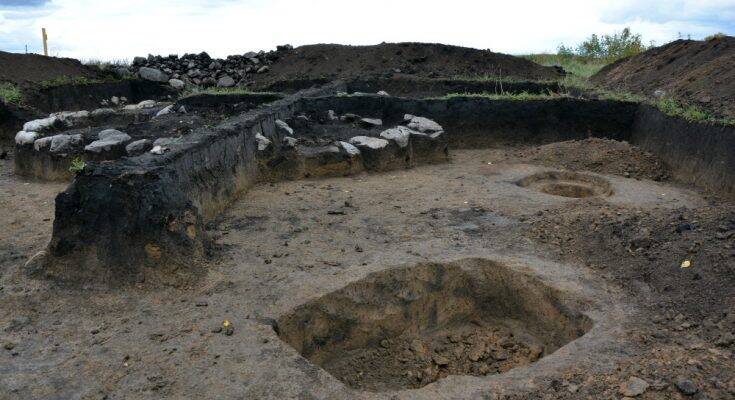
[592,36,735,119]
[251,42,564,89]
[0,51,103,88]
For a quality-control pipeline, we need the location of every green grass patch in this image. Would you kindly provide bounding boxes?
[68,157,86,173]
[40,76,104,88]
[432,91,568,101]
[654,97,735,125]
[0,82,22,104]
[182,87,281,98]
[523,54,609,79]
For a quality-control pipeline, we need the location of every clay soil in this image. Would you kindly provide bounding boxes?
[0,51,103,88]
[252,42,564,89]
[1,140,734,399]
[592,36,735,119]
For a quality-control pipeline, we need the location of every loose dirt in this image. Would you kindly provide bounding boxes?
[0,51,103,88]
[592,36,735,119]
[251,42,564,89]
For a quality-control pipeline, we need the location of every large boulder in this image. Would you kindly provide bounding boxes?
[125,139,152,156]
[84,129,132,159]
[15,131,37,145]
[379,126,414,148]
[23,116,58,133]
[49,134,83,154]
[275,119,294,137]
[138,67,169,82]
[217,76,236,88]
[405,114,443,134]
[168,79,185,90]
[349,136,402,171]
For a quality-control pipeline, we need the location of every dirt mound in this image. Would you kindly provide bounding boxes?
[0,51,102,87]
[252,42,563,87]
[592,37,735,119]
[511,138,669,181]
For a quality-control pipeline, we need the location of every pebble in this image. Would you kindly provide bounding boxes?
[675,379,698,396]
[619,376,649,397]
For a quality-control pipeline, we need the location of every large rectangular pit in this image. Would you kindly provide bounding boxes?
[37,84,735,284]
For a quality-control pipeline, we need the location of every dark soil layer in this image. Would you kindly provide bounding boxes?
[251,43,563,89]
[0,51,102,87]
[592,36,735,119]
[508,138,670,181]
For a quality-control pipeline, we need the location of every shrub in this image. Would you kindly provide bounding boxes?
[557,27,651,62]
[69,157,86,173]
[0,82,22,104]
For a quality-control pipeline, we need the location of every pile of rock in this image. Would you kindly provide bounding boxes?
[123,45,293,90]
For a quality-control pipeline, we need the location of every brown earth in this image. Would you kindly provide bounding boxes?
[0,51,103,88]
[507,138,670,182]
[592,36,735,119]
[2,139,733,399]
[252,42,564,87]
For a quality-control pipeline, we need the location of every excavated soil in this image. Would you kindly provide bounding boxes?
[0,51,103,88]
[1,139,734,399]
[592,36,735,119]
[251,42,564,89]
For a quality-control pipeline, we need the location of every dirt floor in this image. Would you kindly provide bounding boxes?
[1,139,734,399]
[592,36,735,119]
[0,51,103,87]
[252,42,563,88]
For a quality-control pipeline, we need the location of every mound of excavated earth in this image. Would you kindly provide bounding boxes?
[128,42,564,91]
[0,51,103,87]
[255,42,564,83]
[592,36,735,119]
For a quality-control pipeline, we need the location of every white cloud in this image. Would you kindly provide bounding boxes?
[1,0,733,60]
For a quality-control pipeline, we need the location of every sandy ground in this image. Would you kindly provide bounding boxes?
[1,144,734,399]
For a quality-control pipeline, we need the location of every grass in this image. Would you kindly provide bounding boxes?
[523,54,609,79]
[0,82,22,104]
[433,90,567,101]
[39,76,104,88]
[182,87,281,97]
[654,97,735,126]
[68,157,86,173]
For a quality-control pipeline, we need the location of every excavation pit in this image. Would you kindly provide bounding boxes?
[275,258,592,392]
[517,171,613,198]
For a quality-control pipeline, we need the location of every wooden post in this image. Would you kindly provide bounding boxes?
[42,28,48,56]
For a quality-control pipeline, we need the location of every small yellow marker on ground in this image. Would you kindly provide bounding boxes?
[681,260,692,268]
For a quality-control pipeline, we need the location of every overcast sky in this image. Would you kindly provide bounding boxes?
[0,0,733,60]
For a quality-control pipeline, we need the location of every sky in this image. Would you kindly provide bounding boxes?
[0,0,733,60]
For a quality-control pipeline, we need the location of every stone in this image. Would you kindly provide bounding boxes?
[90,108,115,117]
[432,354,450,366]
[377,90,389,96]
[256,66,269,74]
[217,76,236,88]
[150,145,166,155]
[125,139,152,156]
[155,105,174,118]
[619,377,649,397]
[338,141,361,156]
[675,379,698,395]
[349,136,389,150]
[15,131,37,145]
[406,116,444,133]
[110,96,120,105]
[137,100,157,109]
[123,105,139,111]
[168,78,185,89]
[282,136,298,148]
[327,110,338,121]
[85,129,131,154]
[255,133,272,151]
[340,113,361,123]
[33,136,54,151]
[23,116,57,132]
[132,56,147,66]
[138,67,169,82]
[358,118,383,128]
[379,126,415,148]
[49,134,82,153]
[54,110,90,126]
[4,315,30,332]
[275,119,294,136]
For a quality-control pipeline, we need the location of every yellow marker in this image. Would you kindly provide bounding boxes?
[223,320,231,327]
[680,260,692,268]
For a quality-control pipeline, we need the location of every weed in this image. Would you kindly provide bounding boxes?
[69,157,86,173]
[0,82,22,104]
[40,76,103,88]
[433,91,567,101]
[654,97,735,125]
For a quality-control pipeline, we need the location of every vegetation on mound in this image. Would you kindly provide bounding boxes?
[0,82,22,104]
[654,97,735,126]
[182,87,280,97]
[434,91,567,101]
[38,75,124,89]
